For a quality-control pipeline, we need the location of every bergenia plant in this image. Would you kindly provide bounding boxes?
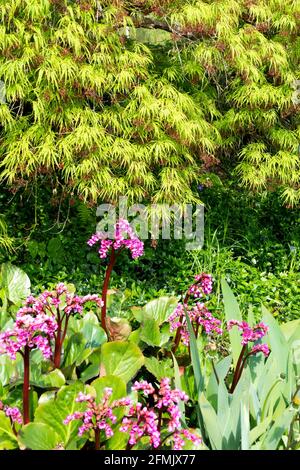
[227,320,270,393]
[0,310,58,424]
[87,219,144,335]
[169,274,222,352]
[64,379,201,450]
[23,283,103,369]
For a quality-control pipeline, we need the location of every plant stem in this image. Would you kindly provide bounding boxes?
[172,291,190,354]
[95,428,100,450]
[230,344,247,393]
[23,345,30,424]
[53,321,62,369]
[101,247,116,334]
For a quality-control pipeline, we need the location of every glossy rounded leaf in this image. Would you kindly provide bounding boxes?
[19,423,60,450]
[100,341,144,383]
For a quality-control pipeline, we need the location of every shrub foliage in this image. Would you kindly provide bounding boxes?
[0,0,299,204]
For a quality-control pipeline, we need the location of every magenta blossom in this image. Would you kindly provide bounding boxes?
[171,274,222,350]
[19,284,104,368]
[64,389,131,440]
[172,429,202,450]
[23,284,103,318]
[120,378,201,450]
[169,302,222,347]
[0,311,57,360]
[0,401,22,425]
[189,273,213,298]
[227,320,269,345]
[227,320,270,357]
[87,219,144,260]
[250,343,270,357]
[120,403,161,448]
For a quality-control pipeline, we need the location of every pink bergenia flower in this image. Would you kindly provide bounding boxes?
[64,389,132,439]
[172,429,202,450]
[0,312,57,360]
[120,378,201,450]
[189,273,213,298]
[250,343,270,357]
[24,284,103,318]
[120,403,161,448]
[87,219,144,260]
[0,401,22,425]
[169,302,222,347]
[227,320,270,357]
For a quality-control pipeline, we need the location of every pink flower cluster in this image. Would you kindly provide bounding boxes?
[227,320,270,357]
[0,311,57,360]
[121,403,160,448]
[0,401,22,425]
[172,428,202,450]
[169,274,221,347]
[24,284,103,318]
[120,378,201,450]
[0,283,103,361]
[169,303,222,346]
[188,273,213,298]
[87,219,144,259]
[64,389,131,439]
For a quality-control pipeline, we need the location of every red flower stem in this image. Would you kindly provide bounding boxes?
[101,247,117,334]
[234,351,256,388]
[23,345,30,424]
[53,316,70,369]
[53,321,62,369]
[95,428,100,450]
[172,291,190,353]
[230,344,247,393]
[61,316,70,344]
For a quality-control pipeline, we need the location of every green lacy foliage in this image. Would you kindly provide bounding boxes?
[0,1,299,205]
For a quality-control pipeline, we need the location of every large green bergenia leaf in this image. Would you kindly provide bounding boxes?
[19,423,60,450]
[63,312,107,367]
[34,382,86,448]
[133,296,178,325]
[100,341,144,383]
[0,263,30,305]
